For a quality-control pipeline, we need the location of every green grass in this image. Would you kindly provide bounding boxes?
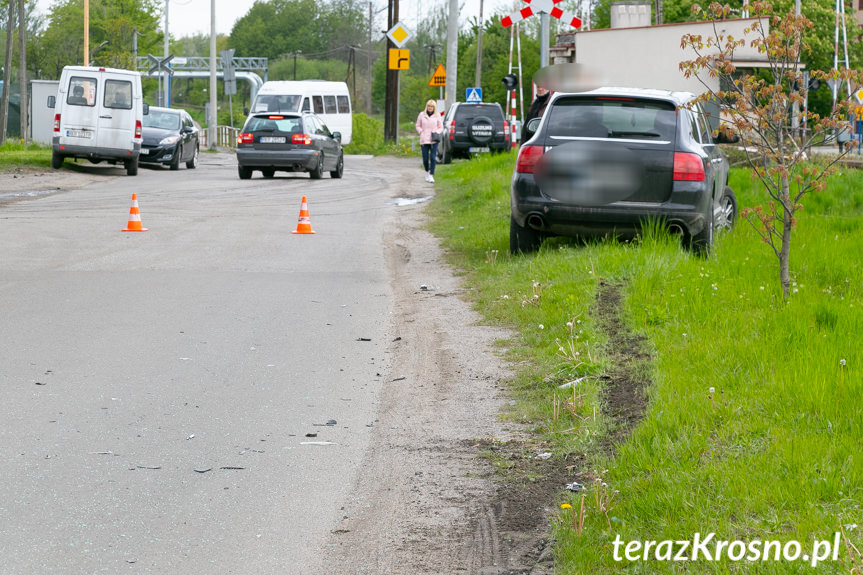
[0,141,52,170]
[428,151,863,573]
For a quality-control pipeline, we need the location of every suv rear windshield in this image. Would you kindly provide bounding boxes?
[453,104,502,121]
[545,97,677,143]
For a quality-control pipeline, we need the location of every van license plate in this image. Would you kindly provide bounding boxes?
[468,146,490,153]
[260,137,286,143]
[67,130,92,139]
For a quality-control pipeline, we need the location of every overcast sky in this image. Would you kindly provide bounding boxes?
[34,0,524,38]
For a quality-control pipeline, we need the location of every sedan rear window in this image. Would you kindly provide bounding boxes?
[546,97,677,142]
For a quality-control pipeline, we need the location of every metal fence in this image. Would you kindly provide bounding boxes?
[199,125,239,149]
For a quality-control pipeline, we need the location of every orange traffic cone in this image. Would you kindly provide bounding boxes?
[292,195,316,234]
[122,193,148,232]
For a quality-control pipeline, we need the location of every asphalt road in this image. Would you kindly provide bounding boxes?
[0,152,422,573]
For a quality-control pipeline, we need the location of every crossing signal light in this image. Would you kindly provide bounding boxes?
[502,74,518,90]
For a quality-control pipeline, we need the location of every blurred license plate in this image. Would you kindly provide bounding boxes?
[260,137,286,143]
[139,149,149,155]
[468,146,490,153]
[67,130,92,139]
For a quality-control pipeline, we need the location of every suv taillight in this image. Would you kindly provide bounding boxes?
[237,133,254,144]
[673,152,706,181]
[53,114,61,133]
[503,121,510,139]
[447,120,455,139]
[135,120,142,139]
[515,144,544,173]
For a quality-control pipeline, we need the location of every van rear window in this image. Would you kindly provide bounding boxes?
[337,95,350,113]
[67,77,96,107]
[105,80,132,110]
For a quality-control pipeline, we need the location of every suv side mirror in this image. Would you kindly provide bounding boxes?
[47,95,56,109]
[714,125,739,144]
[524,117,542,140]
[332,131,342,142]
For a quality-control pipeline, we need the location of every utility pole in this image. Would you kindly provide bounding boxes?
[367,2,372,114]
[384,0,399,142]
[475,0,483,88]
[209,0,217,150]
[19,0,27,142]
[83,0,89,66]
[445,0,457,108]
[164,0,170,107]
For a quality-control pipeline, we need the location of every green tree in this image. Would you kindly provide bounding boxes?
[35,0,162,77]
[681,1,858,297]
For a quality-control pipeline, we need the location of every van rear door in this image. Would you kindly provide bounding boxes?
[98,77,136,151]
[62,75,100,142]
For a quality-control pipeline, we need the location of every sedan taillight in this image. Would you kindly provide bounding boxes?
[673,152,706,181]
[53,114,61,133]
[515,144,544,174]
[292,134,312,145]
[237,133,254,144]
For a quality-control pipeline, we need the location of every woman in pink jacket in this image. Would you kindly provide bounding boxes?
[416,99,444,183]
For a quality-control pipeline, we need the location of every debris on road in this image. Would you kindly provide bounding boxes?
[194,467,212,473]
[301,441,337,446]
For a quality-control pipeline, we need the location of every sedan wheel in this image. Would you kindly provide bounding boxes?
[169,145,182,171]
[330,153,344,178]
[310,154,324,179]
[238,165,252,180]
[186,146,198,169]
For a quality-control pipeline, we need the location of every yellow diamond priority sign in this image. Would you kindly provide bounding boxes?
[386,23,413,49]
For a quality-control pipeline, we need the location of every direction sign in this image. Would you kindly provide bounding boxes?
[429,64,446,87]
[388,49,410,71]
[466,88,483,103]
[386,22,413,48]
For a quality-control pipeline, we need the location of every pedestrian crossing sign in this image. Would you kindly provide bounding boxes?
[466,88,482,103]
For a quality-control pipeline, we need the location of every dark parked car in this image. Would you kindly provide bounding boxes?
[140,106,199,170]
[436,102,512,164]
[510,87,737,254]
[235,112,344,179]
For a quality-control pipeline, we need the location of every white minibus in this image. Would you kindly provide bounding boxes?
[249,81,352,145]
[48,66,147,176]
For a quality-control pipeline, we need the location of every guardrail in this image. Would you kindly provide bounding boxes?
[199,125,239,149]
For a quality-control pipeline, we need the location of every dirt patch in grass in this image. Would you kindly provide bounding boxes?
[593,279,652,450]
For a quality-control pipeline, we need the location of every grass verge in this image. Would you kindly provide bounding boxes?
[428,150,863,574]
[0,141,52,170]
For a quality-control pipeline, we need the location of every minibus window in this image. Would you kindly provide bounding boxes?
[337,95,350,113]
[313,96,324,114]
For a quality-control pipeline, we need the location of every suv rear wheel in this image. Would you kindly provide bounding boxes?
[510,216,543,254]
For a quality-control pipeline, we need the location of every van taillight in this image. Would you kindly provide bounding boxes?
[515,144,544,173]
[135,120,142,139]
[673,152,706,181]
[237,133,254,144]
[53,114,61,133]
[292,134,312,145]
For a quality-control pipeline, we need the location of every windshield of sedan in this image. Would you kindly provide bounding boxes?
[245,116,302,133]
[545,97,677,142]
[143,110,181,130]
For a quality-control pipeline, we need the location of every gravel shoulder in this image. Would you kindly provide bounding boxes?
[317,156,557,575]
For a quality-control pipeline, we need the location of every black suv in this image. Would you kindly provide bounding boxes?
[510,87,737,254]
[436,102,512,163]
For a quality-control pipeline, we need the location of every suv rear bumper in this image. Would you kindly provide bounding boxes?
[511,176,710,238]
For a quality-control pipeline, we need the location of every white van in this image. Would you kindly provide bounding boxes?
[249,81,352,145]
[48,66,147,176]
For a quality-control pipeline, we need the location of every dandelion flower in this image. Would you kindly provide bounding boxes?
[539,324,545,330]
[708,387,715,394]
[840,359,846,366]
[560,503,572,509]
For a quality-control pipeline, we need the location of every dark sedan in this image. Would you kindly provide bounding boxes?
[140,106,199,170]
[235,112,344,179]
